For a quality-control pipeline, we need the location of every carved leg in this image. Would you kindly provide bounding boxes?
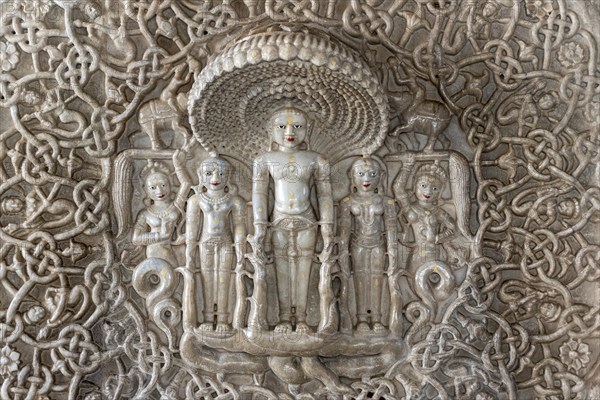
[272,229,292,333]
[216,244,233,332]
[200,242,216,330]
[351,244,370,331]
[425,130,448,151]
[145,122,164,150]
[393,124,419,150]
[172,120,192,148]
[269,356,354,396]
[369,245,386,332]
[295,227,317,333]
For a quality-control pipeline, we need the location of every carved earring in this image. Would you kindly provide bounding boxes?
[224,186,229,193]
[374,188,379,194]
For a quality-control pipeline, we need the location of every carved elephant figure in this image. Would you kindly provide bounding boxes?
[138,62,196,149]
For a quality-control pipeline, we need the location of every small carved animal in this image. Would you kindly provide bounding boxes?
[387,57,453,151]
[138,63,192,149]
[391,100,452,151]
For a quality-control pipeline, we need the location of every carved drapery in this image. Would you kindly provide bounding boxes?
[0,0,598,399]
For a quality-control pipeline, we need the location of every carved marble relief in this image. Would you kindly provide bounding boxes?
[0,1,598,399]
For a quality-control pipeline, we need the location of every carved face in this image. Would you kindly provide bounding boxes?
[200,158,229,192]
[26,306,46,324]
[538,93,556,110]
[482,2,498,17]
[1,197,24,214]
[351,159,381,193]
[23,90,42,106]
[271,108,307,149]
[415,175,441,204]
[85,2,101,21]
[145,172,171,202]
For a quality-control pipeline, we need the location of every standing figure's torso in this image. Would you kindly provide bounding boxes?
[263,150,320,215]
[349,195,385,238]
[197,193,236,240]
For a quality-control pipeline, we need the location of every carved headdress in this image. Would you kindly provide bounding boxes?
[414,163,447,187]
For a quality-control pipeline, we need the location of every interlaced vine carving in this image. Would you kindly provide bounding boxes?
[0,0,598,399]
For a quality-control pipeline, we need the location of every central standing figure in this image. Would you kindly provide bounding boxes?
[252,106,334,334]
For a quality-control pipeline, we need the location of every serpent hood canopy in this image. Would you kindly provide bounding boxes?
[188,25,389,163]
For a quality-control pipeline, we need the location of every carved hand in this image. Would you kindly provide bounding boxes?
[403,153,416,168]
[252,224,266,245]
[235,242,245,263]
[318,224,334,263]
[249,225,267,261]
[387,248,399,275]
[158,221,171,241]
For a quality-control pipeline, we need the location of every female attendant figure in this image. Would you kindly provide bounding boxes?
[392,157,457,277]
[185,155,246,333]
[339,157,398,332]
[131,151,190,263]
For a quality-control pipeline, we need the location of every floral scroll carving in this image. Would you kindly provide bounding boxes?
[0,1,598,399]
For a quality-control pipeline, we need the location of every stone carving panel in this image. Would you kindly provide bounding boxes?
[0,1,598,399]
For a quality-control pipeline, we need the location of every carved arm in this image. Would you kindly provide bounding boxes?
[251,157,269,246]
[383,198,399,274]
[393,158,414,211]
[173,150,192,213]
[316,156,334,256]
[132,212,166,245]
[232,196,247,262]
[337,197,352,276]
[184,196,202,270]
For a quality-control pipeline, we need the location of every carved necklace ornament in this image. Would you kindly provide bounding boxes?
[0,0,598,399]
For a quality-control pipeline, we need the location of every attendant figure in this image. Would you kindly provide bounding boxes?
[392,156,456,277]
[132,151,190,263]
[185,155,246,332]
[338,157,398,332]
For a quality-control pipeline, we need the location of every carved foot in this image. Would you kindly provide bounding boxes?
[215,323,232,333]
[295,322,312,334]
[275,322,293,333]
[373,322,386,332]
[199,322,213,331]
[357,322,370,332]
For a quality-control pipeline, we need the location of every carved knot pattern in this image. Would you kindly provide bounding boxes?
[0,0,598,399]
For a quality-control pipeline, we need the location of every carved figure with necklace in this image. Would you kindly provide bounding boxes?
[185,155,246,333]
[252,106,334,334]
[338,157,398,332]
[132,150,190,263]
[393,156,456,277]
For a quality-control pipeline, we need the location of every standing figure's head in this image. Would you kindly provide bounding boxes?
[269,106,308,150]
[414,163,447,205]
[350,157,384,194]
[198,155,232,193]
[141,161,172,204]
